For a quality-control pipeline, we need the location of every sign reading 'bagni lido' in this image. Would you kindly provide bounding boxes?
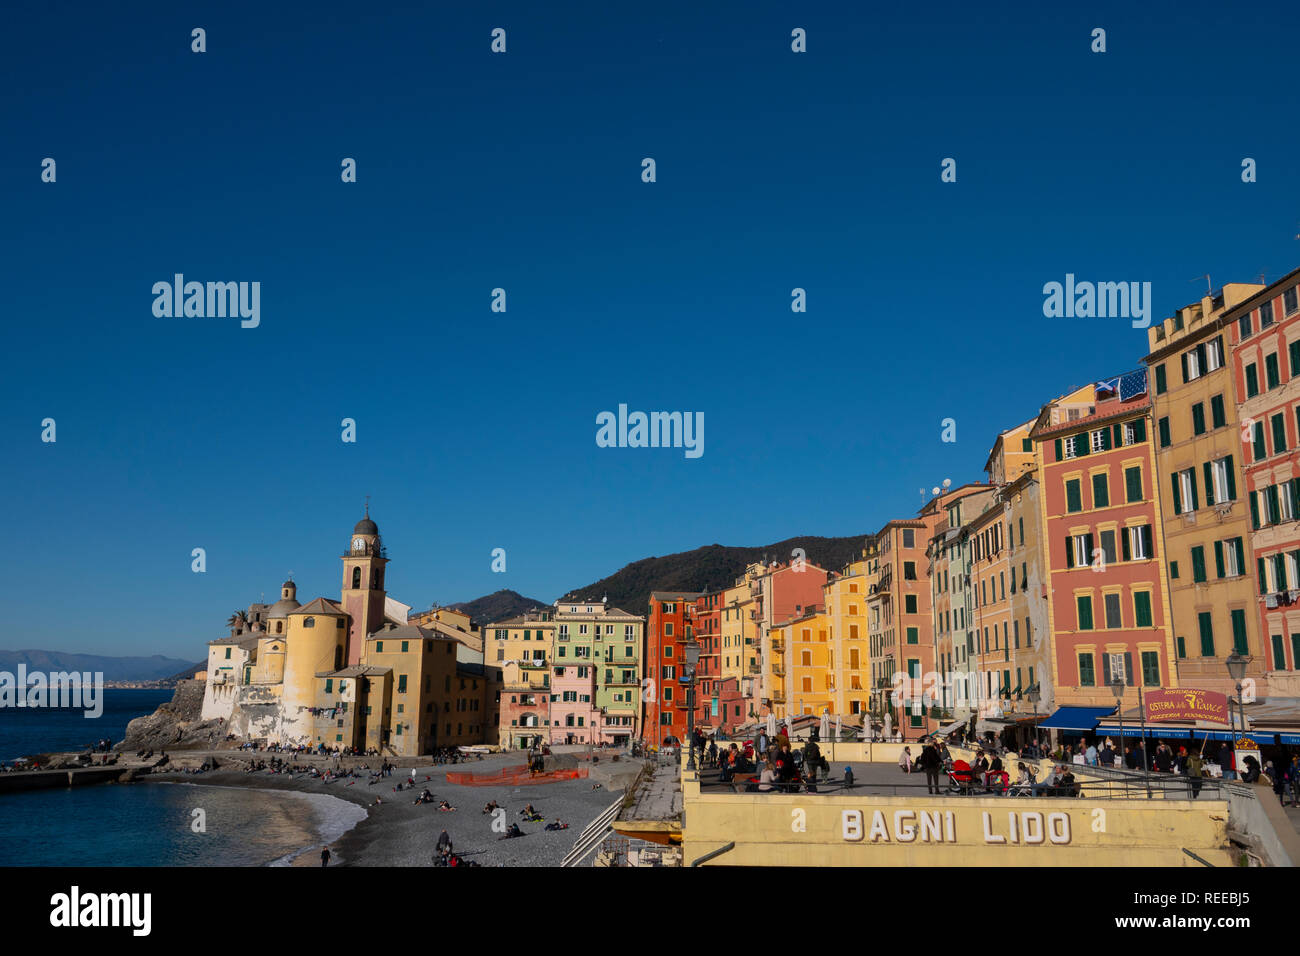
[1144,688,1230,725]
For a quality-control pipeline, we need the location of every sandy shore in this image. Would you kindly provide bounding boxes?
[146,749,643,866]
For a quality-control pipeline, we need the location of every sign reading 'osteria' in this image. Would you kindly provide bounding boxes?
[1144,688,1229,725]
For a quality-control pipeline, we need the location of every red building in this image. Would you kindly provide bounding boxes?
[1032,369,1178,709]
[644,590,702,746]
[1227,266,1300,685]
[692,590,722,730]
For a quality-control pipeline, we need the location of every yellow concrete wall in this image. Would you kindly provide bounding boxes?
[681,770,1233,866]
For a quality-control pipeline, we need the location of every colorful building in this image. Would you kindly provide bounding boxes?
[1031,370,1179,711]
[1147,284,1269,700]
[553,597,643,745]
[1225,267,1300,697]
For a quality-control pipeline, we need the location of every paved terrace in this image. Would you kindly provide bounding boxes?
[696,759,1224,800]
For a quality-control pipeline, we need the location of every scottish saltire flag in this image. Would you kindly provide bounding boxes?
[1095,376,1121,398]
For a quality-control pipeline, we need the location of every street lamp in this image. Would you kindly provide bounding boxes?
[1110,679,1125,767]
[1027,685,1041,751]
[1226,653,1249,759]
[683,638,701,772]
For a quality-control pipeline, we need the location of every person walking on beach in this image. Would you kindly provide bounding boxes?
[321,847,331,867]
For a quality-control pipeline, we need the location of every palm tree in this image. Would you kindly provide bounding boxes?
[226,610,247,636]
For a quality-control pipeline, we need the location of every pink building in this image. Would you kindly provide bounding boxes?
[549,663,599,744]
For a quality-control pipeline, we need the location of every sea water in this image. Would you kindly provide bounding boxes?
[0,688,365,865]
[0,780,367,866]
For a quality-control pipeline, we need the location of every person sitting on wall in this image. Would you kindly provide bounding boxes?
[745,759,777,794]
[898,747,913,774]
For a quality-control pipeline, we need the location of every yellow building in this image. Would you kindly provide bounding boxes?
[1004,471,1053,717]
[719,578,759,684]
[767,608,834,718]
[822,557,871,716]
[281,597,349,741]
[488,610,556,668]
[362,624,462,755]
[1145,285,1270,698]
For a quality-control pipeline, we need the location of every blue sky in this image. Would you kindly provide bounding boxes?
[3,1,1298,659]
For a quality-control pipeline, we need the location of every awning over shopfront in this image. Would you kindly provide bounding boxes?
[1038,705,1115,731]
[936,719,964,737]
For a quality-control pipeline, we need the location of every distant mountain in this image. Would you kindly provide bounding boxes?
[0,650,199,682]
[450,589,549,626]
[560,535,869,616]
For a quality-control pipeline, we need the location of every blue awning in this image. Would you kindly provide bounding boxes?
[1038,706,1115,731]
[1280,734,1300,746]
[1190,729,1235,741]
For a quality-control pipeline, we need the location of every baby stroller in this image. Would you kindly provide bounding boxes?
[946,759,976,795]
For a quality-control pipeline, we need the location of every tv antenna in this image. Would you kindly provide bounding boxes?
[1189,274,1211,296]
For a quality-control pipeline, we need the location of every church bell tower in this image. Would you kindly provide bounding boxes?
[341,503,388,666]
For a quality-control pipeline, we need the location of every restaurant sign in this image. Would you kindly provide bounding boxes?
[1144,688,1229,725]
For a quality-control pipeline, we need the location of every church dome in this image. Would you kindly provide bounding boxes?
[267,596,301,619]
[354,516,378,536]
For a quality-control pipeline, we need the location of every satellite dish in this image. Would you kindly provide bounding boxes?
[942,478,952,489]
[932,487,941,496]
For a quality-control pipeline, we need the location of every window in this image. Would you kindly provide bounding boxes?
[1231,609,1248,655]
[1286,287,1299,316]
[1191,545,1207,583]
[1079,653,1095,687]
[1123,420,1144,446]
[1267,352,1281,390]
[1126,524,1153,561]
[1192,403,1206,436]
[1125,466,1143,502]
[1205,455,1235,503]
[1155,364,1167,394]
[1219,537,1245,577]
[1134,591,1153,627]
[1091,429,1107,453]
[1063,435,1080,459]
[1091,472,1109,509]
[1099,528,1117,565]
[1172,467,1198,514]
[903,561,917,580]
[1206,337,1224,371]
[1065,478,1082,513]
[1141,651,1160,686]
[1273,413,1288,454]
[1104,592,1122,629]
[1198,612,1215,657]
[1068,533,1093,568]
[1261,300,1275,328]
[902,528,915,548]
[1208,394,1226,430]
[1246,363,1260,398]
[1158,417,1171,448]
[1076,595,1094,631]
[1185,348,1201,381]
[905,594,917,613]
[906,627,919,644]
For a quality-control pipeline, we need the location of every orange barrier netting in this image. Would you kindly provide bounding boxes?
[446,765,589,786]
